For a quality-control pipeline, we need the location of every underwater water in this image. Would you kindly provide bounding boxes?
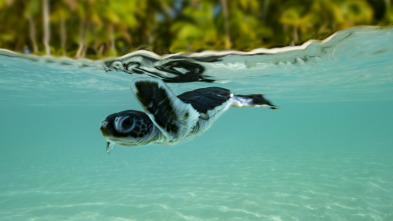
[1,27,393,220]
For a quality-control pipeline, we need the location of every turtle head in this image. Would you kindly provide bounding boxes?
[100,110,155,149]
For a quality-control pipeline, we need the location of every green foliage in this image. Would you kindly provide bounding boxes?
[0,0,392,58]
[170,1,221,52]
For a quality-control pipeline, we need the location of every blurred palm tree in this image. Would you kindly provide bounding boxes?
[51,0,76,56]
[25,0,40,53]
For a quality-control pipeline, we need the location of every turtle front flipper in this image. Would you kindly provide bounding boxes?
[131,78,199,143]
[106,141,115,154]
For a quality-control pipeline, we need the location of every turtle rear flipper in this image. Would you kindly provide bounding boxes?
[131,78,200,143]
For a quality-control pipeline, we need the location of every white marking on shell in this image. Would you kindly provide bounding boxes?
[185,98,232,142]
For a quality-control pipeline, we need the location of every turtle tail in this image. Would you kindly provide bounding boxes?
[231,94,278,109]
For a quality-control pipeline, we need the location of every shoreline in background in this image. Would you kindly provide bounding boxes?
[1,1,392,58]
[0,25,388,62]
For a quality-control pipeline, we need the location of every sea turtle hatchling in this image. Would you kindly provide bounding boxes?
[100,78,277,153]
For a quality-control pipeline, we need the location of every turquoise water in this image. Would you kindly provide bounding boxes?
[1,27,393,220]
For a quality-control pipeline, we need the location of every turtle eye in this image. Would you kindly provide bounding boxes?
[114,116,135,133]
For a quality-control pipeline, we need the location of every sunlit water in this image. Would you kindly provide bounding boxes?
[1,27,393,220]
